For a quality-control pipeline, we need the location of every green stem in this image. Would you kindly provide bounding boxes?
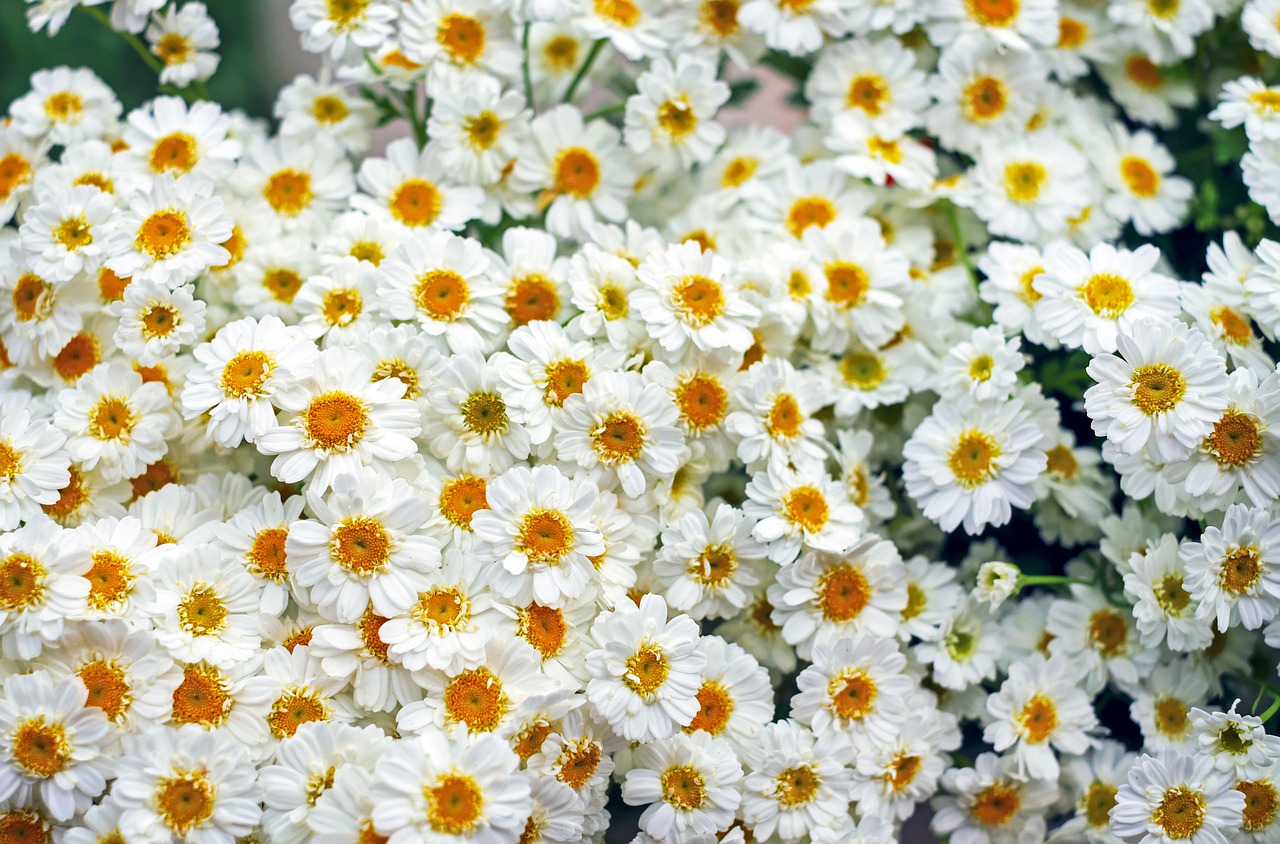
[942,201,976,290]
[1262,695,1280,724]
[521,23,536,113]
[563,38,605,104]
[78,6,165,74]
[584,102,626,122]
[402,87,428,147]
[1019,575,1091,588]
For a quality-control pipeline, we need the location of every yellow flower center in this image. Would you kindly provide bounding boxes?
[1153,787,1206,840]
[817,564,871,622]
[594,0,641,26]
[263,170,313,216]
[156,772,215,834]
[971,781,1021,826]
[437,14,486,65]
[721,156,757,188]
[77,659,130,722]
[1004,162,1047,202]
[304,391,369,451]
[267,690,329,739]
[824,261,869,309]
[43,91,83,120]
[673,275,725,327]
[557,743,601,789]
[415,269,470,321]
[948,430,1001,489]
[783,486,829,533]
[1088,609,1128,657]
[1083,781,1118,828]
[178,586,228,635]
[1155,695,1190,737]
[1129,363,1187,415]
[688,542,737,587]
[135,210,191,260]
[10,718,68,778]
[592,411,646,464]
[444,668,508,732]
[1239,779,1279,832]
[326,0,369,28]
[686,680,734,735]
[331,517,391,575]
[0,153,32,200]
[847,73,888,115]
[220,350,274,398]
[460,391,509,437]
[519,603,567,659]
[661,765,707,809]
[439,475,488,530]
[86,549,134,611]
[785,196,835,239]
[311,95,349,125]
[1057,16,1088,47]
[1017,694,1058,743]
[349,239,385,265]
[966,0,1019,25]
[13,273,50,321]
[700,0,740,36]
[1126,56,1164,90]
[172,663,231,726]
[766,393,803,439]
[1121,156,1161,198]
[963,76,1008,122]
[155,33,193,65]
[1207,411,1262,467]
[625,643,669,698]
[553,148,601,198]
[89,396,135,442]
[390,179,441,227]
[53,215,93,250]
[1221,546,1263,595]
[322,289,363,327]
[426,774,484,835]
[463,111,502,149]
[657,99,697,139]
[828,669,877,720]
[887,753,923,791]
[416,587,469,630]
[518,508,575,564]
[506,274,559,325]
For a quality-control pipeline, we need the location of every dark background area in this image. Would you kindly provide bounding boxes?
[0,0,272,117]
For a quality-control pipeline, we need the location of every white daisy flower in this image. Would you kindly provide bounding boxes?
[585,593,706,743]
[53,362,175,484]
[255,346,422,493]
[622,731,744,843]
[652,503,765,622]
[743,462,863,566]
[739,0,851,55]
[634,241,759,358]
[9,67,121,147]
[967,135,1088,241]
[1055,740,1137,843]
[309,605,419,713]
[0,396,69,531]
[930,752,1058,844]
[1084,318,1229,463]
[149,544,262,668]
[913,599,1001,691]
[1047,586,1156,696]
[379,547,502,674]
[377,230,507,354]
[1183,503,1280,633]
[828,118,940,192]
[0,127,44,224]
[470,463,602,607]
[1100,126,1193,236]
[555,370,684,499]
[429,72,529,186]
[576,0,671,61]
[1109,0,1215,61]
[108,174,232,287]
[1111,750,1245,844]
[182,314,317,448]
[353,137,484,234]
[938,326,1025,403]
[1180,282,1274,373]
[510,105,635,240]
[791,633,914,745]
[925,41,1046,155]
[802,216,909,352]
[0,670,112,822]
[0,256,87,368]
[276,74,378,157]
[117,97,240,182]
[425,350,531,476]
[234,135,355,234]
[806,37,929,134]
[1209,76,1280,143]
[741,719,853,842]
[683,634,773,751]
[18,185,115,283]
[930,0,1060,51]
[370,728,532,843]
[769,538,908,659]
[898,555,966,642]
[726,357,828,471]
[288,0,397,61]
[1123,533,1214,653]
[1190,702,1280,780]
[288,468,441,624]
[851,712,959,823]
[146,1,220,88]
[983,654,1098,781]
[625,55,730,169]
[113,724,262,842]
[304,763,382,844]
[111,280,206,366]
[69,514,160,621]
[904,395,1046,535]
[402,0,520,81]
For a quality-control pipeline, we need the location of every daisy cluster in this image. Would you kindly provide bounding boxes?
[6,0,1280,842]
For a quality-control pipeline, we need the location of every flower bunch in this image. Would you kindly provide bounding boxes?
[4,0,1280,842]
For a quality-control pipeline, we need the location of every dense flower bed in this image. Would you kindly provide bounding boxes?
[5,0,1280,842]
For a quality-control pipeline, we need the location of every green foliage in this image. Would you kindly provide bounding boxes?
[0,1,271,117]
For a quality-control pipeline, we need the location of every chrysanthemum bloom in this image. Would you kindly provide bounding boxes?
[983,654,1099,780]
[1111,750,1246,843]
[622,731,744,842]
[107,173,232,287]
[1085,318,1229,463]
[585,594,706,743]
[740,719,854,842]
[1182,503,1280,632]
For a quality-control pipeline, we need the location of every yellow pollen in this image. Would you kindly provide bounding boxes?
[657,99,697,139]
[438,475,487,530]
[661,765,707,809]
[1004,162,1047,202]
[824,261,869,309]
[1082,273,1134,317]
[12,274,50,323]
[597,283,629,320]
[1239,779,1279,832]
[519,603,567,658]
[1017,694,1058,743]
[263,170,314,216]
[220,350,274,398]
[688,542,737,587]
[971,781,1021,826]
[838,351,886,390]
[89,397,135,442]
[948,430,1001,489]
[1088,609,1128,657]
[783,486,829,533]
[1221,546,1263,595]
[1250,90,1280,113]
[1045,443,1079,479]
[592,412,646,464]
[135,210,191,260]
[765,393,804,439]
[155,33,193,65]
[721,156,757,188]
[1121,156,1161,198]
[963,76,1009,122]
[52,332,98,383]
[966,0,1019,25]
[1126,56,1164,90]
[416,587,469,629]
[246,527,289,582]
[543,359,589,408]
[178,586,228,635]
[1153,787,1206,839]
[358,608,392,663]
[156,772,215,834]
[438,13,486,64]
[415,269,469,320]
[594,0,641,26]
[1155,697,1190,737]
[349,240,385,265]
[553,148,601,198]
[847,74,889,115]
[267,690,329,739]
[10,718,68,777]
[558,743,601,789]
[390,179,441,227]
[1130,364,1187,415]
[1084,781,1118,828]
[903,582,927,619]
[1207,411,1262,467]
[818,565,872,622]
[372,357,420,399]
[625,643,670,698]
[700,0,740,36]
[321,289,362,327]
[887,753,923,791]
[262,266,303,302]
[426,773,484,835]
[1211,306,1253,344]
[0,153,32,201]
[786,197,835,238]
[1147,0,1180,18]
[326,0,369,28]
[304,391,369,451]
[311,95,349,125]
[43,91,83,120]
[0,441,19,481]
[686,681,734,735]
[969,354,995,382]
[542,35,579,72]
[1057,16,1088,47]
[86,549,134,611]
[868,136,903,163]
[828,669,877,720]
[53,215,92,250]
[673,275,725,327]
[506,274,559,325]
[463,111,502,149]
[331,517,392,575]
[518,509,575,564]
[460,391,508,437]
[444,668,508,733]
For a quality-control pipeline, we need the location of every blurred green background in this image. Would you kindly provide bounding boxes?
[0,0,273,117]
